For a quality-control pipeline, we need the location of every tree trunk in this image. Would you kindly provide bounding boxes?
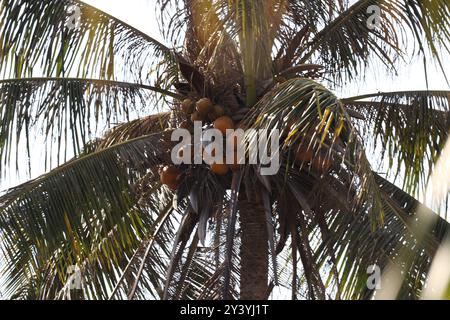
[239,195,268,300]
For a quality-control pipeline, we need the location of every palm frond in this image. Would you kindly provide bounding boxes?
[231,0,274,106]
[300,0,450,81]
[274,0,341,72]
[247,77,384,226]
[0,132,173,299]
[91,112,175,151]
[0,77,179,172]
[273,165,450,299]
[343,90,450,196]
[0,0,177,83]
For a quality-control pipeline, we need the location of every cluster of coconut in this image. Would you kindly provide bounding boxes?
[159,165,182,191]
[294,144,332,173]
[160,97,239,190]
[160,98,334,190]
[282,120,333,173]
[182,98,228,124]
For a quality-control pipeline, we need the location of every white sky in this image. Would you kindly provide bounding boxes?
[1,0,449,191]
[85,0,164,41]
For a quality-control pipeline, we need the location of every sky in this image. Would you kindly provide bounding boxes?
[1,0,449,191]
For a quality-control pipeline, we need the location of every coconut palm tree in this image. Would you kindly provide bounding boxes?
[0,0,449,300]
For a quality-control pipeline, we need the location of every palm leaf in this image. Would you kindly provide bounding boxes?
[0,77,179,172]
[247,77,385,226]
[91,112,175,151]
[300,0,450,80]
[343,90,450,196]
[314,171,449,299]
[0,0,177,83]
[0,132,174,299]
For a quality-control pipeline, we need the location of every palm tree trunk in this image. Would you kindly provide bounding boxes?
[239,195,268,300]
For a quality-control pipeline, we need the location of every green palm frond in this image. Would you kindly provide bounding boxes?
[273,166,450,299]
[273,0,340,71]
[0,132,173,299]
[112,200,177,300]
[0,77,179,172]
[231,0,273,106]
[358,173,447,299]
[0,0,177,83]
[247,77,384,226]
[300,0,450,81]
[343,90,450,196]
[91,112,175,151]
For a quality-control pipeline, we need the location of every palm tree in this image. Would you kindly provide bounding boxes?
[0,0,449,300]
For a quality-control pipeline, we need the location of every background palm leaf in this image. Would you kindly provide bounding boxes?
[0,132,172,299]
[0,0,177,82]
[343,90,450,200]
[0,77,179,172]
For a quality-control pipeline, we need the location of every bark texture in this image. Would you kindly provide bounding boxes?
[239,197,268,300]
